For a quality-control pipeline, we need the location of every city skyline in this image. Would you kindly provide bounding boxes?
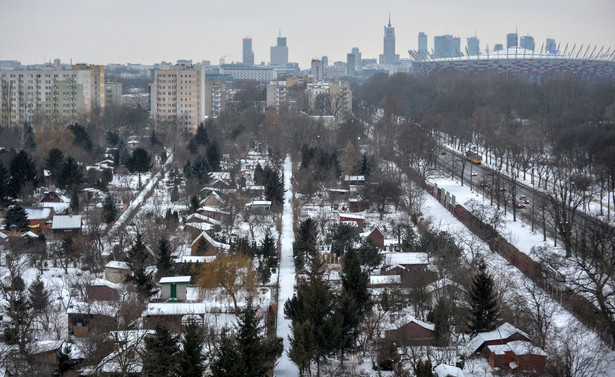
[1,0,614,68]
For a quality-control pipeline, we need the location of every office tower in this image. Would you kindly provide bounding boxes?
[346,53,356,76]
[270,32,289,65]
[0,64,105,128]
[379,15,399,64]
[311,58,324,81]
[494,44,504,52]
[434,35,462,58]
[546,38,557,54]
[151,63,206,133]
[467,37,480,56]
[322,56,329,66]
[418,32,428,55]
[243,37,254,65]
[507,33,518,48]
[351,47,362,67]
[520,36,535,51]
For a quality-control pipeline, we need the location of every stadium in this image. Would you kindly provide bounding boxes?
[409,46,615,81]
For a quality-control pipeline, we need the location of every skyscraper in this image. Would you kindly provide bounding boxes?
[494,44,504,52]
[434,35,462,58]
[418,32,428,55]
[379,15,399,64]
[467,37,480,56]
[311,58,324,81]
[351,47,362,67]
[270,32,288,65]
[243,37,254,65]
[546,38,557,54]
[346,53,355,76]
[506,33,518,48]
[520,36,535,51]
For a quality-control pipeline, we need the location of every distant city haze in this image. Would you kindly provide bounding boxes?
[1,0,614,68]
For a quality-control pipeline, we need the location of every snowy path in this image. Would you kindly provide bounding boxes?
[274,155,300,376]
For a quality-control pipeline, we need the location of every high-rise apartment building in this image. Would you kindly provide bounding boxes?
[520,36,535,51]
[270,32,289,65]
[311,59,324,81]
[507,33,518,48]
[546,38,557,54]
[467,37,480,56]
[322,56,329,67]
[0,63,105,128]
[105,82,122,105]
[379,15,399,64]
[434,35,462,58]
[266,80,287,110]
[243,37,254,65]
[351,47,362,67]
[418,32,428,55]
[150,63,205,133]
[205,80,225,117]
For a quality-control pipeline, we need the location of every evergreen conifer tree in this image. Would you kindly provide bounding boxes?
[468,260,500,334]
[125,233,155,297]
[53,343,77,377]
[102,195,118,224]
[206,141,221,171]
[8,150,38,198]
[263,166,284,205]
[45,148,64,183]
[143,324,179,377]
[5,205,29,231]
[433,296,451,346]
[157,237,173,277]
[175,320,205,377]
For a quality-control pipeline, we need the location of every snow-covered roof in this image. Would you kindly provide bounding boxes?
[424,278,466,294]
[487,340,546,356]
[42,201,71,214]
[159,276,191,284]
[464,322,530,355]
[21,231,39,238]
[29,340,64,355]
[343,175,365,182]
[198,206,229,214]
[247,200,272,206]
[201,191,224,205]
[386,315,435,332]
[67,301,119,316]
[434,364,466,377]
[190,231,230,250]
[209,171,231,181]
[105,261,130,270]
[385,252,429,266]
[145,302,210,316]
[338,212,366,220]
[90,278,122,290]
[24,207,53,220]
[52,215,82,230]
[369,275,401,285]
[175,255,217,264]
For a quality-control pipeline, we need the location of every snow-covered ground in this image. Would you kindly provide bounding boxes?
[425,175,615,376]
[274,155,300,376]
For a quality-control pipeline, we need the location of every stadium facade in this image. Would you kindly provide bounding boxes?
[409,47,615,81]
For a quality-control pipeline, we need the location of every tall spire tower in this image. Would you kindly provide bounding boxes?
[379,14,399,64]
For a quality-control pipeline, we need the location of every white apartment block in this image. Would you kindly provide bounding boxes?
[0,64,104,128]
[151,64,205,133]
[266,81,287,110]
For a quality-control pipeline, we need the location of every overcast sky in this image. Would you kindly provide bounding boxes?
[1,0,614,69]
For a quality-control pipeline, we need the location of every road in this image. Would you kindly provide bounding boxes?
[274,155,299,376]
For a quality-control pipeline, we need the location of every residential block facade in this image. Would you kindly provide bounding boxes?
[150,64,206,133]
[0,64,105,128]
